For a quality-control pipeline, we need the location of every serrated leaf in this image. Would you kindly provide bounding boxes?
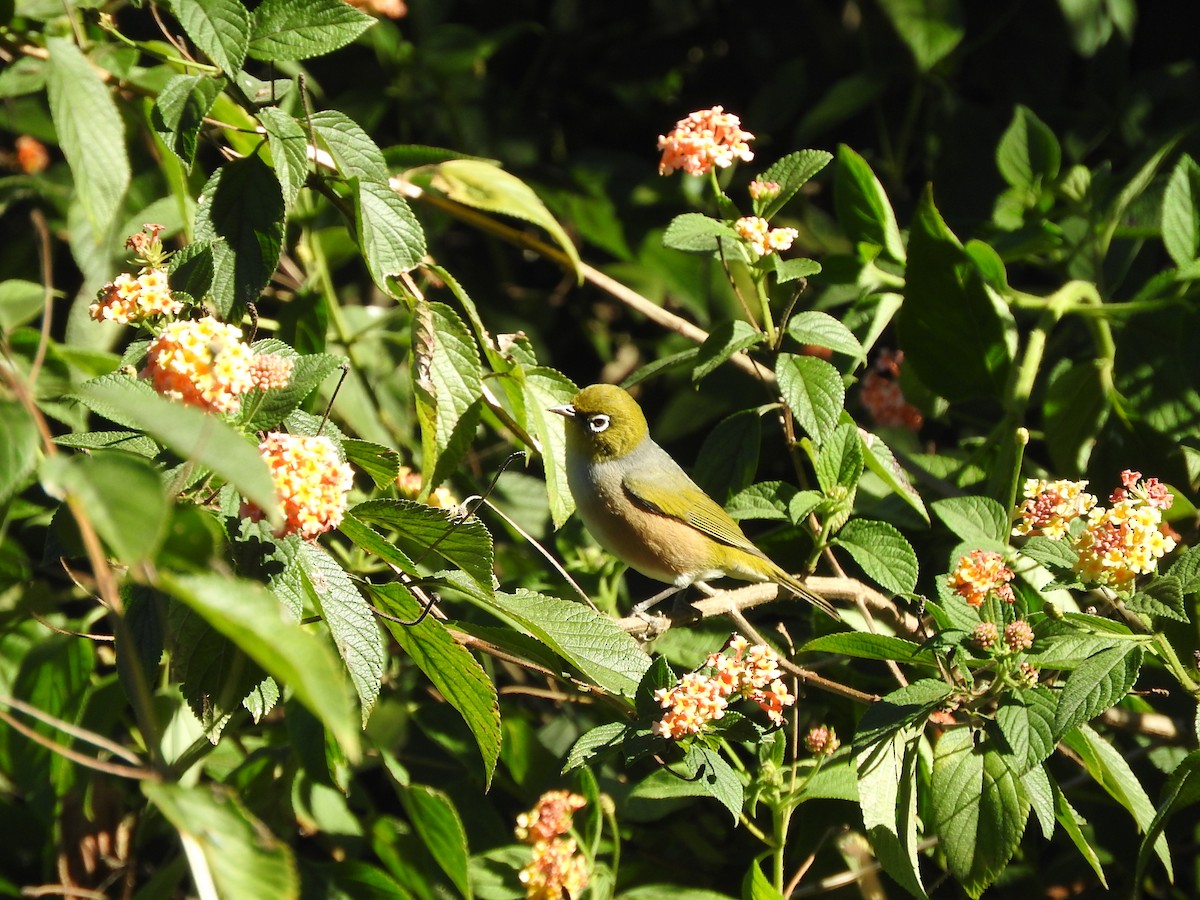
[172,0,250,76]
[932,728,1030,899]
[693,409,760,502]
[144,783,298,900]
[993,687,1057,773]
[1053,779,1108,888]
[627,746,743,822]
[726,481,797,522]
[54,431,159,457]
[170,240,215,301]
[350,499,494,596]
[856,727,927,899]
[1023,764,1054,839]
[1127,576,1187,623]
[661,213,748,260]
[412,301,482,490]
[238,349,344,432]
[1062,723,1170,879]
[372,583,499,787]
[897,186,1011,403]
[431,159,581,280]
[341,439,400,490]
[759,149,833,220]
[400,784,473,899]
[39,451,169,566]
[1162,154,1200,267]
[354,179,426,294]
[308,110,388,183]
[563,722,627,772]
[1054,644,1142,739]
[193,155,284,318]
[248,0,374,61]
[854,679,952,749]
[72,375,280,524]
[771,256,822,283]
[47,37,130,236]
[692,320,764,382]
[162,573,361,761]
[813,422,862,494]
[524,367,578,528]
[931,495,1009,545]
[295,542,384,728]
[153,74,224,167]
[862,431,929,523]
[1044,359,1110,475]
[785,310,864,359]
[0,400,38,505]
[996,105,1061,190]
[802,632,934,665]
[1134,749,1200,888]
[776,352,845,445]
[834,518,918,594]
[1018,534,1079,570]
[257,106,309,209]
[482,590,651,698]
[834,144,906,262]
[1167,544,1200,595]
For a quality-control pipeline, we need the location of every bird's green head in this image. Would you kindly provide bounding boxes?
[551,384,650,461]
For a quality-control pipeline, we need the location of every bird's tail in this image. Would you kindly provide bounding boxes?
[770,565,841,621]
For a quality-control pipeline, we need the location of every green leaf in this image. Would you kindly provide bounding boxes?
[727,481,802,522]
[400,784,473,899]
[833,518,918,594]
[371,583,501,787]
[1018,534,1079,570]
[931,496,1009,545]
[1053,779,1108,888]
[834,144,906,262]
[692,409,760,502]
[802,632,934,665]
[238,348,344,432]
[996,105,1061,190]
[308,110,388,183]
[931,728,1030,899]
[0,400,38,505]
[152,74,223,167]
[1127,576,1187,623]
[161,573,361,761]
[193,155,285,319]
[412,301,482,490]
[483,590,652,698]
[813,422,863,493]
[758,149,834,219]
[692,320,764,382]
[431,159,581,279]
[257,106,310,210]
[248,0,374,61]
[876,0,965,72]
[1043,359,1110,475]
[897,186,1012,403]
[1168,544,1200,594]
[627,746,743,822]
[661,213,747,260]
[563,722,627,772]
[72,375,280,524]
[350,499,494,596]
[771,256,822,283]
[295,542,384,728]
[39,451,169,566]
[744,861,786,900]
[143,783,298,900]
[172,0,250,76]
[0,279,45,331]
[1162,154,1200,267]
[1134,749,1200,889]
[775,352,845,445]
[354,179,427,294]
[524,367,578,529]
[46,37,130,235]
[1023,764,1054,839]
[862,431,929,523]
[341,439,401,490]
[854,679,952,749]
[785,310,864,359]
[856,727,927,899]
[1062,723,1171,879]
[993,687,1057,773]
[1054,644,1143,739]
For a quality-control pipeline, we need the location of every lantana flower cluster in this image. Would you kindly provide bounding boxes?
[948,549,1016,608]
[734,215,799,258]
[251,433,355,539]
[90,269,182,324]
[515,791,589,900]
[1014,471,1176,591]
[657,106,754,177]
[653,635,796,740]
[143,316,256,414]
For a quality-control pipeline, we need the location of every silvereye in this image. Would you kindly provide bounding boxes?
[551,384,838,619]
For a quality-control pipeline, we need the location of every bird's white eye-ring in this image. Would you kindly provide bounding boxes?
[587,414,610,434]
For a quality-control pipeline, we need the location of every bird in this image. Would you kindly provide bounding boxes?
[550,383,839,619]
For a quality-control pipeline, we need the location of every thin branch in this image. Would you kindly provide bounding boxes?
[483,498,597,609]
[28,209,55,388]
[0,708,154,781]
[0,695,144,765]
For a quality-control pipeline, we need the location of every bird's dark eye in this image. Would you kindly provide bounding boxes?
[587,414,610,434]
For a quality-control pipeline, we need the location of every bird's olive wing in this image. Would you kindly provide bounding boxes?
[621,470,764,556]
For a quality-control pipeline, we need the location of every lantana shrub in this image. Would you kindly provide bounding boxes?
[2,3,1200,900]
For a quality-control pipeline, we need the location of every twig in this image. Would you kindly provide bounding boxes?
[483,498,597,609]
[0,695,144,765]
[28,209,54,388]
[0,708,154,781]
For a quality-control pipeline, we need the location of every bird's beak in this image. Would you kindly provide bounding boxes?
[549,403,576,419]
